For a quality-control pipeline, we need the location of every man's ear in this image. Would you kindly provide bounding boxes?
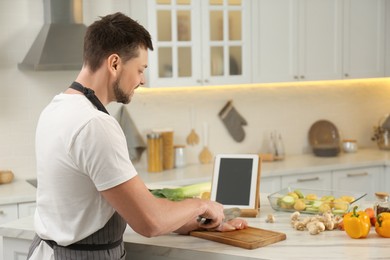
[108,54,120,73]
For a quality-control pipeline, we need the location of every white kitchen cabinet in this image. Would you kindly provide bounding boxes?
[342,0,386,79]
[332,166,385,201]
[2,237,31,260]
[252,0,342,83]
[281,171,332,190]
[0,204,18,225]
[0,202,35,226]
[386,0,390,76]
[253,0,386,83]
[17,202,36,219]
[260,176,281,194]
[131,0,251,88]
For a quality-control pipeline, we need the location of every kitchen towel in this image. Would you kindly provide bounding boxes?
[218,100,247,142]
[115,105,146,162]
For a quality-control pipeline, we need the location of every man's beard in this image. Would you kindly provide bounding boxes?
[113,79,131,104]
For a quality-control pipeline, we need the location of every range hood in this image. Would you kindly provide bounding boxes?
[18,0,86,70]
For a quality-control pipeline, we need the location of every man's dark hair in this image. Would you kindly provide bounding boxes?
[83,12,153,72]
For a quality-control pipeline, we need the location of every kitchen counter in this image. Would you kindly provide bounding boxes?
[1,196,388,260]
[0,179,36,205]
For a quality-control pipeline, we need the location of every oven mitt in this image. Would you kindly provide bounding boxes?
[218,100,247,142]
[114,105,146,162]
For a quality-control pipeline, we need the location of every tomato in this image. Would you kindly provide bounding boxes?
[365,207,376,226]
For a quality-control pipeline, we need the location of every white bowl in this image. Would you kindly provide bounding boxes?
[342,140,358,153]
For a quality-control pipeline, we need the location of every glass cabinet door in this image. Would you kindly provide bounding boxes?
[148,0,201,87]
[204,0,250,85]
[147,0,249,87]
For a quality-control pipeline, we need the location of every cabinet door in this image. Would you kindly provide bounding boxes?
[18,202,36,218]
[147,0,202,88]
[332,166,385,201]
[343,0,385,79]
[260,176,281,194]
[253,0,299,83]
[3,237,31,260]
[298,0,342,81]
[146,0,250,87]
[253,0,342,83]
[386,0,390,76]
[281,171,332,190]
[0,204,18,225]
[201,0,251,85]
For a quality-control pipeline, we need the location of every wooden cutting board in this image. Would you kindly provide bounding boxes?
[190,226,286,250]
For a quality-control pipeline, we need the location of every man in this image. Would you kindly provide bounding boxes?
[27,12,247,259]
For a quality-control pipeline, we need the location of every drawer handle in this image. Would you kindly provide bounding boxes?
[347,172,368,177]
[0,210,4,215]
[297,177,319,182]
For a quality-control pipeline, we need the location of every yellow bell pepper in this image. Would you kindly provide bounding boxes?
[343,206,371,239]
[375,212,390,238]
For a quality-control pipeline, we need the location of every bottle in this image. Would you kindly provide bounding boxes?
[374,192,390,216]
[275,133,285,160]
[147,132,163,173]
[174,145,186,168]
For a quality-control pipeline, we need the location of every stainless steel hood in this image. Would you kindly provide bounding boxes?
[18,0,87,70]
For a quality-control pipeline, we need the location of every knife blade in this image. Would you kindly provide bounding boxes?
[197,207,241,225]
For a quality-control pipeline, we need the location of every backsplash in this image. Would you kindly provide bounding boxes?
[0,0,389,179]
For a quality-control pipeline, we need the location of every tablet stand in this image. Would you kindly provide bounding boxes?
[239,158,261,218]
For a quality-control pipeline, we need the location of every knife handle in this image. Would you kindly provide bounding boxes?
[197,216,211,225]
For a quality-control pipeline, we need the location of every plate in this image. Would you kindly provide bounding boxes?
[308,120,340,156]
[267,187,365,215]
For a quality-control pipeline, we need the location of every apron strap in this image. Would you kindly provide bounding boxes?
[69,81,109,115]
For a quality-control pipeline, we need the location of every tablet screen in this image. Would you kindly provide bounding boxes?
[211,154,259,209]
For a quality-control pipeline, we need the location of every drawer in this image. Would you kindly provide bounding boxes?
[0,204,18,224]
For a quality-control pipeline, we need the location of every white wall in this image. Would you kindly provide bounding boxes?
[0,0,389,180]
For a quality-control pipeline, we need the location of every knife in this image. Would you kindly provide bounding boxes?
[197,207,241,225]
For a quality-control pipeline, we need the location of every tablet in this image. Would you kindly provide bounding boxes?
[210,154,260,209]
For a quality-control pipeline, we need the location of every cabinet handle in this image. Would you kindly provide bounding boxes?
[204,79,209,83]
[346,172,368,177]
[294,75,299,80]
[297,177,319,182]
[300,75,305,79]
[344,73,349,77]
[0,210,4,215]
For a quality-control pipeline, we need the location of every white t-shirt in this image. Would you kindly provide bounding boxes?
[34,93,136,246]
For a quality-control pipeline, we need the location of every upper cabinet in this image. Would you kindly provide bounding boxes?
[130,0,387,87]
[253,0,386,84]
[343,0,385,79]
[385,0,390,76]
[132,0,251,88]
[252,0,343,83]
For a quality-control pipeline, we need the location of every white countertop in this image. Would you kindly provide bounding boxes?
[1,196,388,260]
[0,179,36,205]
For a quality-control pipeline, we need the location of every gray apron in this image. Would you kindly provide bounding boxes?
[27,211,127,260]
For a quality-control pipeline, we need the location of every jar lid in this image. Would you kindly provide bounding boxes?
[375,192,389,199]
[147,132,161,139]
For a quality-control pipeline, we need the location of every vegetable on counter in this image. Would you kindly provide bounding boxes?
[343,206,371,239]
[364,207,376,226]
[149,182,211,201]
[375,212,390,238]
[290,211,343,235]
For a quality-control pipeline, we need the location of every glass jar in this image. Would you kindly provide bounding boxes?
[147,132,163,173]
[374,192,390,216]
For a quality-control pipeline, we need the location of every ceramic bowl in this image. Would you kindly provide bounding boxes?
[342,140,358,153]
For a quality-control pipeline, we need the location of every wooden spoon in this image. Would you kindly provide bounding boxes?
[199,122,213,164]
[186,106,199,146]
